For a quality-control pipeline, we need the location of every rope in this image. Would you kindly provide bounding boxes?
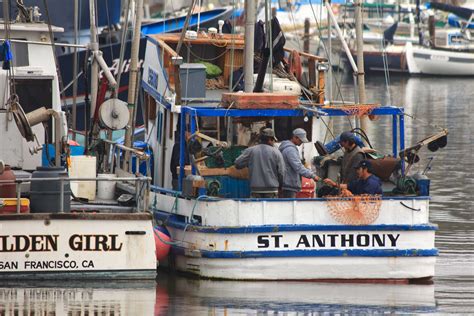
[42,0,68,110]
[308,0,346,106]
[186,43,228,61]
[375,2,392,105]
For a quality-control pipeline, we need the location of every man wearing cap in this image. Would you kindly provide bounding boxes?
[345,160,383,195]
[324,160,382,196]
[324,131,365,188]
[235,128,285,198]
[279,128,320,198]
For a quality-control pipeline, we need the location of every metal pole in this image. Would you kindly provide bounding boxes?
[354,0,368,133]
[178,112,186,191]
[124,0,144,170]
[72,0,78,139]
[89,0,99,122]
[304,18,310,53]
[176,0,198,56]
[325,2,358,73]
[16,183,21,214]
[244,0,255,92]
[392,114,398,157]
[59,178,64,213]
[327,1,332,103]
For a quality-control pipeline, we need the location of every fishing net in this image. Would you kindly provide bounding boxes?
[326,195,382,225]
[204,146,247,168]
[323,104,379,118]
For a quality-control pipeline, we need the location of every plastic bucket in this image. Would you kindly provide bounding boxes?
[97,174,117,200]
[69,156,97,200]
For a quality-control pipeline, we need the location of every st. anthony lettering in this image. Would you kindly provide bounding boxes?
[257,233,401,249]
[295,233,400,248]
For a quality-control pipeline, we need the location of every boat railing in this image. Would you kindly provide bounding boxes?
[0,176,151,214]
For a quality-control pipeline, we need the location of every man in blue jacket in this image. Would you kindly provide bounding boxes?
[279,128,320,198]
[235,128,286,198]
[332,160,382,196]
[346,160,383,195]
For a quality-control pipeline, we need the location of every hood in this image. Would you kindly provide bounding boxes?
[279,140,296,152]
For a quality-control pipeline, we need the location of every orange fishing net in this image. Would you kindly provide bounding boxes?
[326,195,382,225]
[323,104,380,118]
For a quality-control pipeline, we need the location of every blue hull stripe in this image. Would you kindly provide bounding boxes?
[154,211,438,234]
[172,246,438,258]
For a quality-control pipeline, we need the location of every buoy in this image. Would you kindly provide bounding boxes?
[154,226,171,261]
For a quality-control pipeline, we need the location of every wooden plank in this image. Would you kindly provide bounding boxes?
[221,92,300,109]
[182,165,249,179]
[151,33,245,48]
[284,47,327,62]
[155,38,180,58]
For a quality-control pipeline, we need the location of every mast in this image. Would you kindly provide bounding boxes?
[124,0,144,170]
[354,0,368,133]
[72,0,78,139]
[244,0,255,92]
[89,0,99,127]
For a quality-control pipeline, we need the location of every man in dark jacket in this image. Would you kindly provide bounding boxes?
[279,128,320,198]
[235,128,285,198]
[324,131,365,188]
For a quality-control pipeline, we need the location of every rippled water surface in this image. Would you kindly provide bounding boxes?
[0,76,472,314]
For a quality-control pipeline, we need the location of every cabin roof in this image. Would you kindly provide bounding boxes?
[0,22,63,33]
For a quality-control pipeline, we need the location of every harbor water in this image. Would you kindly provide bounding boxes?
[0,75,472,314]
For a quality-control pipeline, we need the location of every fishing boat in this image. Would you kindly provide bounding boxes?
[0,3,157,280]
[405,2,474,76]
[406,39,474,75]
[140,0,445,281]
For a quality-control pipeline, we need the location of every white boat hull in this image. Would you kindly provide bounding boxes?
[152,190,437,281]
[406,42,474,76]
[0,213,157,279]
[171,255,435,281]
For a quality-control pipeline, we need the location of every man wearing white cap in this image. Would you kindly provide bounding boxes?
[279,128,320,198]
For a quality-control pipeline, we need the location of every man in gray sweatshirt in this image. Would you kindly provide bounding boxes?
[279,128,320,198]
[235,128,285,198]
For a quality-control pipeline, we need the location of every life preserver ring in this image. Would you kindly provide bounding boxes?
[288,49,302,82]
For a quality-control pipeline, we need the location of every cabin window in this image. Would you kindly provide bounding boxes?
[145,93,157,130]
[0,40,29,67]
[13,78,53,138]
[13,41,28,67]
[156,110,163,145]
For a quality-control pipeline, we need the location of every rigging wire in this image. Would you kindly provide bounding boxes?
[104,0,116,68]
[375,1,392,105]
[308,0,346,106]
[42,0,68,111]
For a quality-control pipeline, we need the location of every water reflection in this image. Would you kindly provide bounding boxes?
[0,281,162,315]
[160,274,436,315]
[0,276,435,315]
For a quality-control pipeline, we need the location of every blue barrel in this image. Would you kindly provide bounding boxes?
[30,167,71,213]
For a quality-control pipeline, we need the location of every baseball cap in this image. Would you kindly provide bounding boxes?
[339,131,356,143]
[293,128,309,143]
[261,128,278,141]
[354,160,372,169]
